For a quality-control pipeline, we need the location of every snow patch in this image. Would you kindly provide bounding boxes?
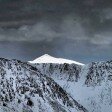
[29,54,84,65]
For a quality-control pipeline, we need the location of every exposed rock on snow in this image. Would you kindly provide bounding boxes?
[0,58,87,112]
[29,55,112,112]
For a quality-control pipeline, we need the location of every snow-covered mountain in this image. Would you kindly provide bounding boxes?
[1,53,112,112]
[0,58,88,112]
[78,61,112,112]
[29,54,84,83]
[29,55,112,112]
[29,54,84,65]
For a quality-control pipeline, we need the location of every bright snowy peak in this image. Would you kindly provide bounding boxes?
[29,54,84,65]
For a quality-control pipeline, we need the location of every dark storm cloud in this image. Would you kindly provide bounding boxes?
[0,0,111,30]
[0,0,111,63]
[0,16,86,41]
[0,0,111,41]
[0,14,111,46]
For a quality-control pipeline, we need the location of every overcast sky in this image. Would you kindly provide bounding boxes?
[0,0,112,63]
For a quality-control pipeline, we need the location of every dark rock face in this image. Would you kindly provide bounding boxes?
[85,61,112,86]
[32,63,82,82]
[0,58,88,112]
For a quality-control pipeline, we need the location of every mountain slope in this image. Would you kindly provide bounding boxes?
[29,55,112,112]
[0,58,88,112]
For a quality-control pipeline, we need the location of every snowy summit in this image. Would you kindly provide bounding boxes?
[29,54,84,65]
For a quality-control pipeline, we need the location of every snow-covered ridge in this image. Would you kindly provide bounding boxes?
[29,54,84,65]
[30,59,112,112]
[0,58,88,112]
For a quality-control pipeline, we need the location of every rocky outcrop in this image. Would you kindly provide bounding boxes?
[0,58,88,112]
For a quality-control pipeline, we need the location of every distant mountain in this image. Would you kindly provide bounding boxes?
[29,55,112,112]
[0,58,87,112]
[29,54,84,65]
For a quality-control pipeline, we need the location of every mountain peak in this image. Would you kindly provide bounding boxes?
[40,54,53,58]
[29,54,84,65]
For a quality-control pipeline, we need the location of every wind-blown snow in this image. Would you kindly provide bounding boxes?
[29,54,84,65]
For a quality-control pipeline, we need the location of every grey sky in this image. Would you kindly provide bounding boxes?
[0,0,111,63]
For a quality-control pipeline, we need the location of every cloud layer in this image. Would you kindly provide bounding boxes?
[0,0,111,46]
[0,14,111,47]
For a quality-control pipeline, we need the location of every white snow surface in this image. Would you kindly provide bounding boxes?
[29,54,84,65]
[30,61,112,112]
[0,58,87,112]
